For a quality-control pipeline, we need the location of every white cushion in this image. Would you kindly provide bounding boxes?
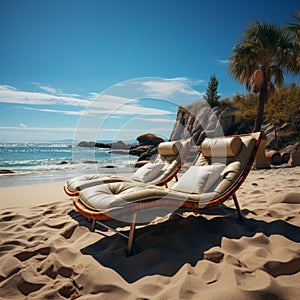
[172,164,225,193]
[130,162,166,182]
[201,137,242,157]
[158,141,181,155]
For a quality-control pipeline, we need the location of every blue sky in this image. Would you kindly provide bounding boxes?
[0,0,299,142]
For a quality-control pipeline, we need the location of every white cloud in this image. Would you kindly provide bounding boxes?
[216,59,229,64]
[0,125,164,134]
[0,84,174,116]
[0,126,76,132]
[74,92,174,116]
[82,105,173,117]
[0,84,91,107]
[32,82,81,97]
[169,77,206,86]
[136,117,174,123]
[0,85,17,91]
[89,93,138,109]
[169,77,189,82]
[32,82,58,94]
[20,106,84,116]
[1,79,208,121]
[140,80,202,98]
[20,123,27,128]
[112,77,205,101]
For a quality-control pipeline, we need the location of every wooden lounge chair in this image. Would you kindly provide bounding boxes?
[72,132,262,254]
[64,139,192,196]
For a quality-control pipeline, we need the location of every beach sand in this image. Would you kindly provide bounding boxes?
[0,166,300,299]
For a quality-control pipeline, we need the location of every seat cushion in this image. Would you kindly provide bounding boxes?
[172,164,225,194]
[79,182,169,210]
[66,173,121,191]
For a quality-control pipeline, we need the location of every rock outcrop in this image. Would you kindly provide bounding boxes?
[132,133,164,161]
[77,141,98,148]
[170,103,250,144]
[136,133,164,146]
[77,140,130,150]
[77,133,164,162]
[0,169,15,174]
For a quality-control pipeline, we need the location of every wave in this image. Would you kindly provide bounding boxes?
[0,143,137,188]
[0,162,136,188]
[0,157,137,175]
[0,142,73,148]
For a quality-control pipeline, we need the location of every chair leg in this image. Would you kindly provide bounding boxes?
[91,219,96,231]
[232,193,244,221]
[127,213,137,255]
[175,174,178,182]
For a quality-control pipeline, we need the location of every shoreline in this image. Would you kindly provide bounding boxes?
[0,168,131,210]
[0,166,135,189]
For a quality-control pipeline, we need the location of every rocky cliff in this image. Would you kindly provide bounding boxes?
[169,102,300,155]
[169,103,250,144]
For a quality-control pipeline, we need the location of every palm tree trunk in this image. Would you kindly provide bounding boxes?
[253,82,268,132]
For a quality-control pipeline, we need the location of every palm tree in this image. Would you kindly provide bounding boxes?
[228,22,299,132]
[286,10,300,43]
[285,10,300,66]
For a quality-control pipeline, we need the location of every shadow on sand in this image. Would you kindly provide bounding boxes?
[69,206,300,283]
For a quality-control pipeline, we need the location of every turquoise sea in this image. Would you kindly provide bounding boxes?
[0,142,137,187]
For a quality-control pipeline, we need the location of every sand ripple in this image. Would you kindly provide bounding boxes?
[0,166,300,299]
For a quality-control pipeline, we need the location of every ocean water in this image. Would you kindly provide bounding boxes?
[0,142,137,187]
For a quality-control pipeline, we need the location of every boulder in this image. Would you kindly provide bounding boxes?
[111,140,130,150]
[129,145,154,156]
[77,141,96,147]
[137,147,158,161]
[78,140,131,149]
[136,133,164,146]
[95,142,111,148]
[289,150,300,166]
[0,169,15,174]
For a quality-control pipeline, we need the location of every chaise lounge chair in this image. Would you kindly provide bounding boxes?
[64,139,192,196]
[71,132,262,254]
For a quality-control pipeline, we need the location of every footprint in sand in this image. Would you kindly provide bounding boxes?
[234,269,273,291]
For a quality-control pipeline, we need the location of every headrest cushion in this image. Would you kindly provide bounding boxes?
[158,141,181,156]
[201,136,242,157]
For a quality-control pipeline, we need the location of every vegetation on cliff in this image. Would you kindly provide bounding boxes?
[209,82,300,149]
[203,74,220,108]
